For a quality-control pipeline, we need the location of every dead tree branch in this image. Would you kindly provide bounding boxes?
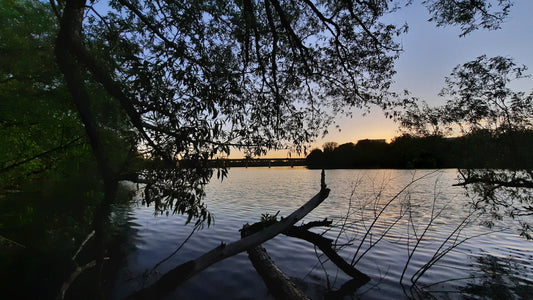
[283,224,370,283]
[125,171,330,300]
[58,260,97,300]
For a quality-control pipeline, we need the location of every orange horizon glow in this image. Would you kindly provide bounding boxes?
[227,113,400,159]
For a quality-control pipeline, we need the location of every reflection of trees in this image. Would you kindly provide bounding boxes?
[463,254,533,299]
[62,200,141,300]
[0,179,137,299]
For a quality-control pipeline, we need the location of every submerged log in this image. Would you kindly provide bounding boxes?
[243,220,370,300]
[247,244,309,300]
[241,222,309,300]
[125,171,330,300]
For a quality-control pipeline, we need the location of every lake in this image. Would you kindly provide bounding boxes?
[110,168,533,299]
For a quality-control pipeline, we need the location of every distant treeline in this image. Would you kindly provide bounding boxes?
[306,130,533,169]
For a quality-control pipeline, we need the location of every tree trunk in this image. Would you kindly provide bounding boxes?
[56,2,119,297]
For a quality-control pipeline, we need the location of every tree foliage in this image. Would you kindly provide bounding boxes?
[423,0,513,36]
[1,0,524,298]
[0,0,518,227]
[401,55,532,134]
[55,0,406,221]
[86,0,407,156]
[0,2,142,298]
[306,132,533,169]
[398,56,533,238]
[52,0,514,222]
[0,0,88,187]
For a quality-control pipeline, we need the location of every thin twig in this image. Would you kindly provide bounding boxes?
[72,230,95,261]
[0,235,26,248]
[58,261,97,300]
[351,171,437,265]
[149,223,201,274]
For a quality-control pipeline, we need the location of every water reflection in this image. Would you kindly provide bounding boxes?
[462,254,533,299]
[110,168,533,299]
[0,178,139,300]
[6,168,531,299]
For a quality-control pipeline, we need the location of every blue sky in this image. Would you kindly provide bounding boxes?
[300,0,533,156]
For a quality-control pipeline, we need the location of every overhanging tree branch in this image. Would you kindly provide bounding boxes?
[0,136,83,173]
[57,0,173,163]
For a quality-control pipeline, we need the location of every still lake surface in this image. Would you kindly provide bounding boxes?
[111,168,533,299]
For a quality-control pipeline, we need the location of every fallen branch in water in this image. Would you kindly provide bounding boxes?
[0,235,26,248]
[283,222,370,283]
[58,260,97,300]
[72,230,95,261]
[242,217,371,300]
[125,171,330,300]
[58,230,97,300]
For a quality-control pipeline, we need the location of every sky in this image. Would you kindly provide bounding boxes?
[252,1,533,158]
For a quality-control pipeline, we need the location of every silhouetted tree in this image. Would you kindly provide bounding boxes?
[333,142,357,167]
[398,56,533,238]
[305,148,324,169]
[305,133,533,169]
[424,0,512,36]
[0,0,521,298]
[323,142,339,153]
[51,0,516,227]
[45,0,521,297]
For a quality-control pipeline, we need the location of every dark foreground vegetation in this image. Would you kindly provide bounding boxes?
[306,130,533,169]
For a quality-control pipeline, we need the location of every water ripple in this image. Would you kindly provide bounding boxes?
[111,168,533,299]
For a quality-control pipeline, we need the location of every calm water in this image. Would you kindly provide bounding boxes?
[111,168,533,299]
